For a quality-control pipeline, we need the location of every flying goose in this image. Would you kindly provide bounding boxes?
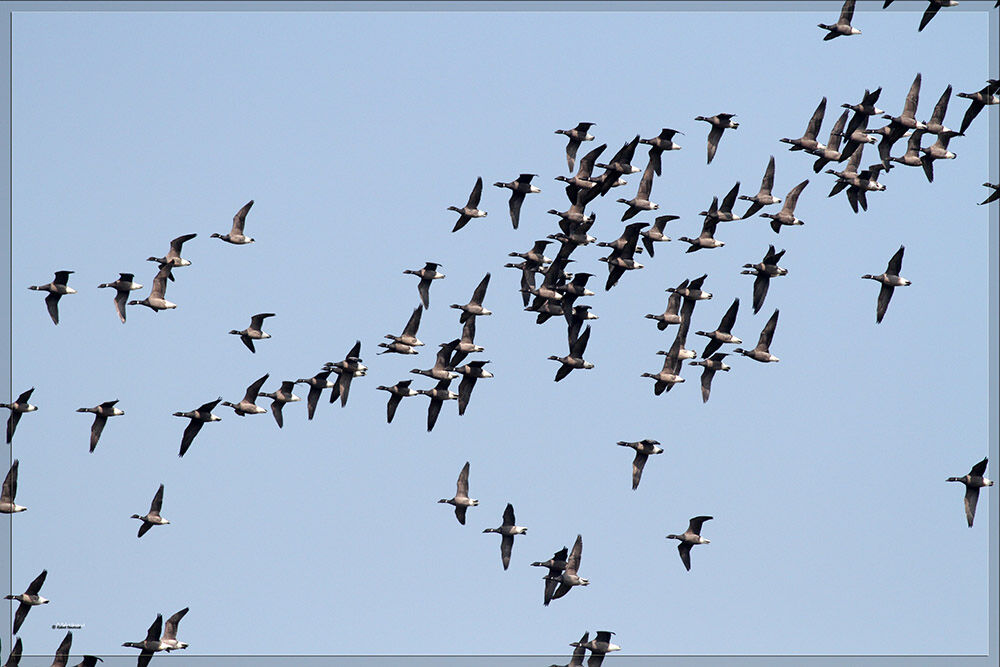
[438,461,478,525]
[160,608,189,651]
[640,214,676,256]
[760,180,808,233]
[842,87,884,117]
[837,123,878,167]
[694,113,738,164]
[417,378,458,432]
[532,546,569,606]
[598,222,646,290]
[918,130,960,182]
[258,380,301,428]
[616,159,659,221]
[548,186,596,229]
[483,503,527,570]
[809,109,849,172]
[323,341,367,407]
[6,569,48,634]
[872,121,912,171]
[550,630,587,667]
[667,274,713,332]
[734,309,780,362]
[593,135,641,196]
[570,631,621,667]
[645,284,684,331]
[403,262,445,309]
[294,370,337,420]
[781,98,827,151]
[509,240,553,266]
[76,400,124,453]
[862,246,911,323]
[49,631,71,667]
[696,297,741,358]
[211,200,256,244]
[555,142,606,194]
[449,317,485,365]
[666,516,713,571]
[450,273,492,323]
[677,212,723,252]
[221,373,270,416]
[818,0,861,39]
[0,460,26,514]
[449,177,487,232]
[122,614,166,667]
[376,380,419,424]
[128,265,176,312]
[642,331,686,395]
[146,233,196,280]
[494,174,541,229]
[947,458,993,527]
[690,353,732,403]
[640,128,683,176]
[549,324,594,382]
[228,313,275,353]
[455,360,493,416]
[617,439,663,490]
[71,653,102,666]
[545,534,588,604]
[3,387,38,444]
[700,181,742,222]
[979,183,1000,205]
[28,271,76,325]
[412,340,460,382]
[957,79,1000,134]
[555,122,596,172]
[741,245,788,314]
[97,272,143,323]
[172,397,222,457]
[131,483,169,538]
[739,156,781,218]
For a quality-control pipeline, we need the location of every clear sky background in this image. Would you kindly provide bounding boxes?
[3,2,998,662]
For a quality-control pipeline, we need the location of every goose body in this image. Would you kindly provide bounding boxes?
[449,177,487,232]
[818,0,861,39]
[172,397,222,457]
[947,457,993,527]
[483,503,527,570]
[404,262,445,309]
[29,270,76,325]
[211,200,256,244]
[438,461,479,525]
[6,569,48,634]
[76,400,125,452]
[734,309,780,363]
[570,631,621,667]
[862,245,911,323]
[618,439,663,490]
[229,312,275,353]
[3,387,38,444]
[666,516,713,571]
[128,265,176,311]
[376,380,418,424]
[160,607,190,651]
[694,113,738,164]
[412,340,460,382]
[131,483,170,537]
[221,373,270,416]
[97,272,143,323]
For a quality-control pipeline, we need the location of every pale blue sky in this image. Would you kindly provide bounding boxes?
[3,2,998,663]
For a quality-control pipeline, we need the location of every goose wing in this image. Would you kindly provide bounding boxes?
[806,98,827,139]
[417,278,431,309]
[44,292,61,325]
[149,484,164,515]
[718,297,740,333]
[699,365,717,403]
[782,180,809,213]
[6,411,21,444]
[250,312,274,330]
[89,415,107,452]
[752,273,770,315]
[179,419,204,457]
[455,461,471,498]
[886,245,905,276]
[566,534,583,574]
[761,155,776,193]
[25,569,47,595]
[466,177,483,208]
[969,457,989,477]
[232,200,254,234]
[508,191,526,229]
[960,98,985,134]
[426,397,444,432]
[51,631,72,667]
[901,73,921,120]
[930,85,952,125]
[402,305,423,338]
[688,515,713,535]
[167,233,197,258]
[577,143,606,179]
[839,0,856,23]
[758,309,779,349]
[964,486,981,527]
[720,181,740,213]
[500,534,514,570]
[706,125,724,164]
[244,374,270,402]
[386,393,403,424]
[470,273,491,307]
[678,542,693,571]
[632,451,649,490]
[876,283,894,324]
[163,608,189,641]
[1,460,17,501]
[570,324,592,358]
[113,289,128,323]
[918,2,940,31]
[458,375,477,416]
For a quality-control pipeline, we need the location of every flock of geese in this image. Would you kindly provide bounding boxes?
[4,7,999,665]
